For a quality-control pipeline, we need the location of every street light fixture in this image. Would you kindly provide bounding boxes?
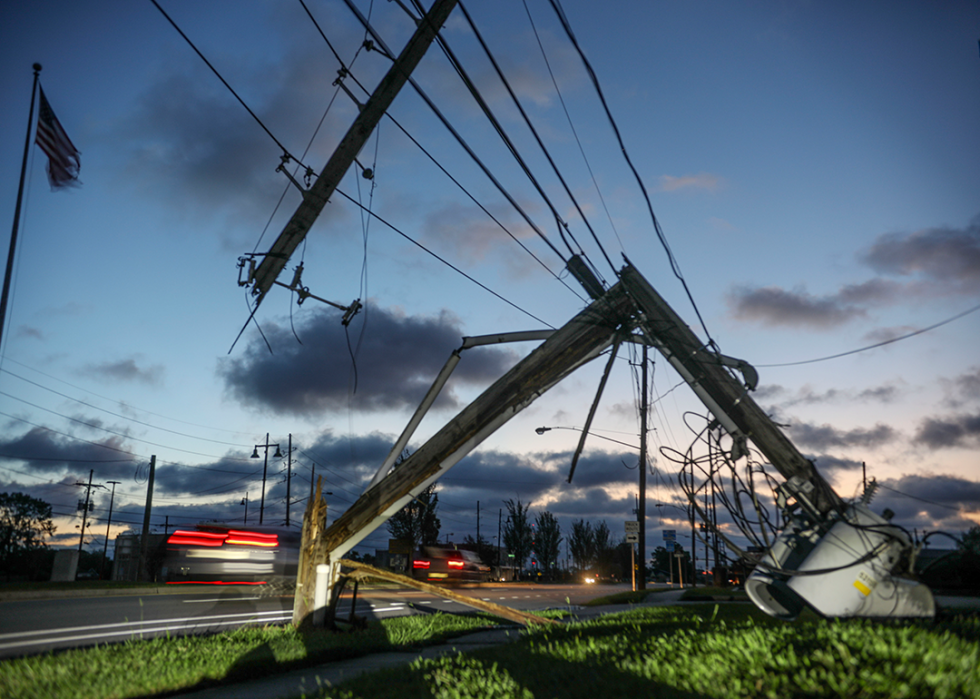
[534,425,640,451]
[251,433,282,524]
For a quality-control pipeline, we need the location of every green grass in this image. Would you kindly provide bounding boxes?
[680,585,749,601]
[582,587,676,606]
[3,604,978,699]
[317,605,980,699]
[0,612,508,699]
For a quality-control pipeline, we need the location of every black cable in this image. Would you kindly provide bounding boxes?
[457,1,615,276]
[340,0,569,267]
[0,357,255,437]
[522,0,624,254]
[758,301,980,368]
[547,0,716,344]
[149,0,305,168]
[334,188,555,327]
[2,369,249,448]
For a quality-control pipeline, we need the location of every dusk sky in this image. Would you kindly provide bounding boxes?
[1,1,978,565]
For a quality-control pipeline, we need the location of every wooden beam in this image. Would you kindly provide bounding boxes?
[338,559,559,627]
[322,283,636,560]
[250,0,459,304]
[619,263,843,515]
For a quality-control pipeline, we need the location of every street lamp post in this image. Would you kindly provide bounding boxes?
[241,492,248,524]
[252,434,282,525]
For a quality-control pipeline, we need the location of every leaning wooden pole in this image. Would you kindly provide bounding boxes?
[292,476,328,627]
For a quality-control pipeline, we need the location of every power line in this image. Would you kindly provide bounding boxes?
[2,368,250,448]
[0,356,256,437]
[758,301,980,368]
[149,0,307,169]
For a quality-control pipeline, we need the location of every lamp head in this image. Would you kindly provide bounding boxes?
[535,427,549,435]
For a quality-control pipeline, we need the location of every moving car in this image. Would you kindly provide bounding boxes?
[411,546,490,583]
[161,524,299,586]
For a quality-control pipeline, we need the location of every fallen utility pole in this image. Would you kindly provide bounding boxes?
[297,284,634,627]
[338,559,558,627]
[247,0,459,306]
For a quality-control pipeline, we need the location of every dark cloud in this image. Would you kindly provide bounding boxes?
[766,383,902,408]
[940,367,980,409]
[728,216,979,331]
[219,304,518,417]
[809,454,863,485]
[862,217,980,294]
[873,473,980,533]
[787,421,897,451]
[726,285,867,329]
[913,413,980,450]
[82,358,164,386]
[116,8,367,242]
[0,427,135,476]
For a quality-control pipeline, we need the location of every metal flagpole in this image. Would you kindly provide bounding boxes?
[0,63,42,353]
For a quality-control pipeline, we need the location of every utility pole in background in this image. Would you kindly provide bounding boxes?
[637,344,648,591]
[138,455,156,581]
[75,469,97,553]
[100,480,120,580]
[285,434,293,527]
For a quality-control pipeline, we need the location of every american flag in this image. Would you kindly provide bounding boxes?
[35,87,80,189]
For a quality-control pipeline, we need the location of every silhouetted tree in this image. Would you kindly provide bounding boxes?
[532,511,562,578]
[503,498,533,572]
[0,492,55,580]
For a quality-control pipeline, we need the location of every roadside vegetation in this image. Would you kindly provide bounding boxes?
[322,604,980,699]
[3,601,978,699]
[0,611,513,699]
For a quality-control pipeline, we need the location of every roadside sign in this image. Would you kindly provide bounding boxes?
[625,521,640,533]
[665,540,675,552]
[663,529,676,541]
[625,532,639,543]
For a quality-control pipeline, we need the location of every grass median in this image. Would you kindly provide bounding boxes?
[320,604,980,699]
[2,601,978,699]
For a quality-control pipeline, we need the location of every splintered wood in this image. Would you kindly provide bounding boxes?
[291,476,328,627]
[338,559,559,627]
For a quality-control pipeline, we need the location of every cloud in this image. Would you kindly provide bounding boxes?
[913,413,980,450]
[764,383,902,408]
[219,304,518,417]
[728,216,979,331]
[727,285,867,329]
[659,172,722,193]
[82,358,164,386]
[875,473,980,532]
[939,367,980,409]
[786,421,898,451]
[862,216,980,294]
[0,427,135,476]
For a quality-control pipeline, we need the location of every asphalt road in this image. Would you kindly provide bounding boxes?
[0,582,630,659]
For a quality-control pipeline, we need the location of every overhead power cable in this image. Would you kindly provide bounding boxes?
[2,368,250,448]
[456,1,615,276]
[334,188,555,327]
[150,0,307,170]
[340,0,568,267]
[522,0,625,253]
[758,301,980,368]
[547,0,715,344]
[0,356,256,437]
